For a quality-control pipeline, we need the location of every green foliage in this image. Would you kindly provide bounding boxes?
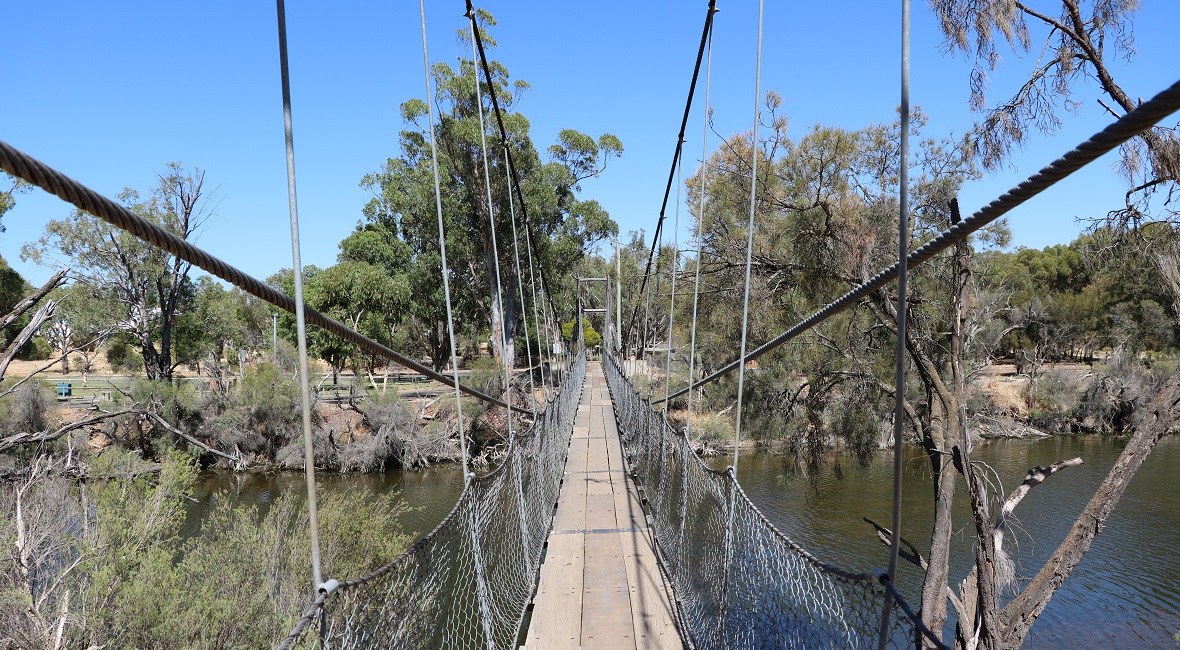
[1,450,412,648]
[18,336,52,360]
[0,256,32,350]
[106,337,141,374]
[0,381,53,436]
[467,356,502,395]
[174,276,271,376]
[210,362,309,459]
[984,230,1179,363]
[561,318,601,347]
[691,412,733,445]
[131,379,200,429]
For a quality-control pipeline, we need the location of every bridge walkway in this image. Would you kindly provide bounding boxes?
[524,362,685,649]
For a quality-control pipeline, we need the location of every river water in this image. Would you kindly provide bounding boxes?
[714,436,1180,649]
[186,435,1178,648]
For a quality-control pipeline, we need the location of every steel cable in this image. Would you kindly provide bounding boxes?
[880,0,911,644]
[274,0,324,593]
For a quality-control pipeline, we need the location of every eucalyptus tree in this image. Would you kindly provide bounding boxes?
[22,163,211,381]
[173,277,273,391]
[44,283,115,378]
[358,10,620,372]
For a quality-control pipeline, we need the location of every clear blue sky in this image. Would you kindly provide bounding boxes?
[3,1,1179,287]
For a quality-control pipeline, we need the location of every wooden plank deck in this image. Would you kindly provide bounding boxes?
[525,362,685,649]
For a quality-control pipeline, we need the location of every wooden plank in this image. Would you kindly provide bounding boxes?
[581,531,635,649]
[612,478,647,530]
[526,532,584,649]
[552,475,587,531]
[605,437,626,468]
[586,435,609,469]
[619,530,682,650]
[565,437,590,474]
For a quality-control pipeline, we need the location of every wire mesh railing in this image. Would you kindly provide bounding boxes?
[278,352,587,649]
[604,353,935,649]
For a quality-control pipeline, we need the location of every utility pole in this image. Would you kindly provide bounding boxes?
[272,312,278,362]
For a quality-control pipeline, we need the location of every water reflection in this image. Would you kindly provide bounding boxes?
[184,465,466,543]
[712,436,1180,648]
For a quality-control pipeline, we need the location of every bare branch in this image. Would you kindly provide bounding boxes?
[0,410,135,453]
[993,457,1084,592]
[0,268,67,332]
[139,410,246,468]
[0,300,59,381]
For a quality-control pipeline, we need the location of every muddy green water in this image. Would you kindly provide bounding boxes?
[713,436,1180,649]
[186,436,1179,648]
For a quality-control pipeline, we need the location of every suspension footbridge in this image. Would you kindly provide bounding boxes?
[3,0,1179,647]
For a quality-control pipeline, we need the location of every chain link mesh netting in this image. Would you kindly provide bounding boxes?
[278,353,587,649]
[604,354,926,649]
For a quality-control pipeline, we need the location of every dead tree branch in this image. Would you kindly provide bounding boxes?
[998,368,1180,648]
[0,268,67,333]
[0,300,58,381]
[0,409,134,453]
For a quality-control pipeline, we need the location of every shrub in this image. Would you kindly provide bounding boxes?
[342,392,422,471]
[230,362,316,458]
[0,381,53,435]
[3,450,412,649]
[105,338,141,374]
[16,336,52,360]
[467,356,502,396]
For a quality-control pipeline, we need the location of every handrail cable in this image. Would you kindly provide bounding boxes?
[879,0,911,644]
[0,142,533,415]
[623,0,718,349]
[274,0,323,591]
[652,75,1180,405]
[684,10,715,444]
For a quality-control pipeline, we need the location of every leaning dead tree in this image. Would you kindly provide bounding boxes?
[871,367,1180,650]
[0,269,67,382]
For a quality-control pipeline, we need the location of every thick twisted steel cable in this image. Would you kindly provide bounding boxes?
[624,0,718,348]
[0,139,531,415]
[653,75,1180,406]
